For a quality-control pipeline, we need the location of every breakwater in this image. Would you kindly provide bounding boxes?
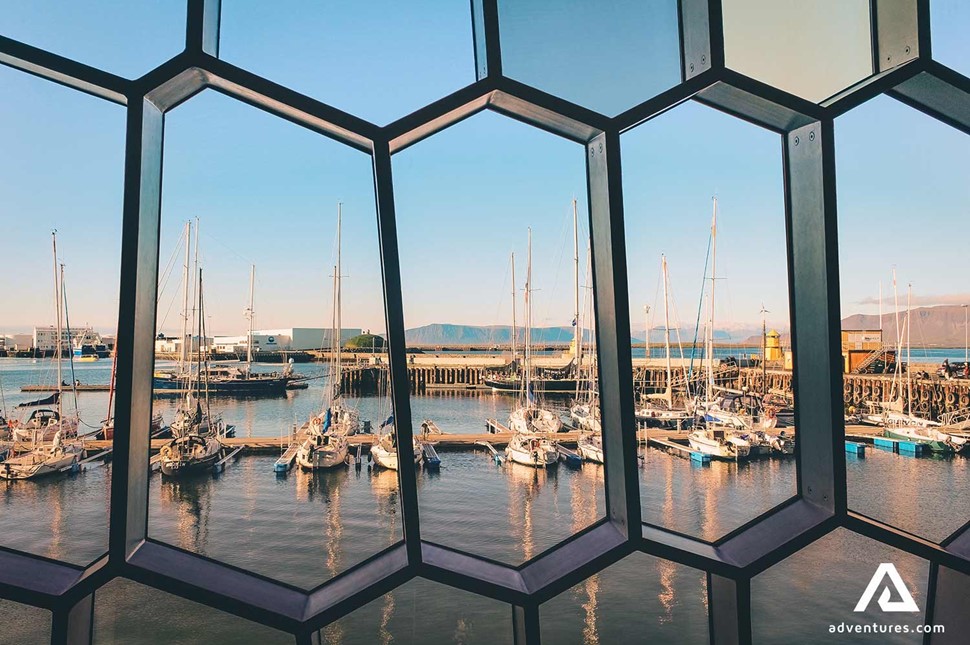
[339,362,970,418]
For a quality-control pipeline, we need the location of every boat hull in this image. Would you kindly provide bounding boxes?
[296,438,348,470]
[152,375,289,397]
[577,439,604,464]
[484,377,578,394]
[370,444,421,471]
[159,436,223,477]
[0,446,82,480]
[882,428,964,453]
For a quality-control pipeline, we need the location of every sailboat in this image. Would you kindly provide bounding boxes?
[505,228,561,468]
[484,205,579,395]
[152,225,293,397]
[687,199,751,460]
[370,413,421,471]
[0,369,9,440]
[565,220,604,464]
[159,251,231,476]
[636,255,694,429]
[98,345,165,441]
[880,283,968,453]
[296,205,360,470]
[1,232,84,480]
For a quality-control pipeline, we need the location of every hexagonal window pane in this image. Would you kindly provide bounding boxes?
[0,66,123,565]
[94,578,291,643]
[220,1,476,125]
[497,0,681,115]
[753,529,931,641]
[0,600,50,643]
[722,0,873,102]
[394,111,605,564]
[837,95,970,543]
[148,89,401,589]
[930,0,970,78]
[0,1,184,79]
[622,100,797,541]
[541,552,708,643]
[323,577,512,644]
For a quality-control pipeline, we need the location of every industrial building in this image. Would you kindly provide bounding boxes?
[211,328,362,354]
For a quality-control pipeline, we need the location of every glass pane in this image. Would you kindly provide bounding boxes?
[220,0,475,125]
[394,111,604,564]
[0,65,122,565]
[753,529,932,643]
[148,89,400,589]
[497,0,681,115]
[930,0,970,78]
[0,0,185,79]
[622,100,796,541]
[722,0,873,102]
[541,552,708,643]
[94,577,291,644]
[838,95,970,543]
[324,577,512,644]
[0,600,51,643]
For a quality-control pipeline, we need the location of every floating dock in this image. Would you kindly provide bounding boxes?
[274,442,299,473]
[647,436,711,465]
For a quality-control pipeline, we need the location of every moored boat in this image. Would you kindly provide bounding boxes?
[883,425,968,453]
[688,424,751,460]
[370,416,421,471]
[0,430,83,480]
[505,431,559,468]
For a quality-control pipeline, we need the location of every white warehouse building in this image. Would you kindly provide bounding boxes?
[212,328,362,353]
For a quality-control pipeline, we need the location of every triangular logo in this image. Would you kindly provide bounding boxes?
[854,563,920,612]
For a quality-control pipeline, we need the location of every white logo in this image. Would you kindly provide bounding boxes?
[854,563,920,613]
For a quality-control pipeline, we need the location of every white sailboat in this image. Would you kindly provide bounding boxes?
[565,217,604,464]
[369,413,421,471]
[506,228,561,468]
[880,283,967,453]
[688,424,751,460]
[1,232,83,480]
[636,255,694,429]
[159,230,229,477]
[863,276,941,430]
[296,205,360,471]
[688,198,751,459]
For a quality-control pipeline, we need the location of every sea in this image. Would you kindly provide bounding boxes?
[0,357,967,644]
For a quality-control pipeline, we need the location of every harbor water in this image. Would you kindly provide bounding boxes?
[0,358,966,643]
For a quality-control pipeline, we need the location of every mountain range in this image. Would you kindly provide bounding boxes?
[405,322,763,345]
[405,306,970,347]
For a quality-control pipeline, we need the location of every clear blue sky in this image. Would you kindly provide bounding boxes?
[0,2,966,339]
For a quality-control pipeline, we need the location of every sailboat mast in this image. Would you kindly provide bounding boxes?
[510,251,517,362]
[707,197,718,396]
[179,220,191,370]
[907,284,912,415]
[572,198,581,369]
[52,230,62,423]
[662,254,673,403]
[336,203,342,401]
[330,264,338,404]
[525,227,532,406]
[892,268,901,400]
[247,264,255,364]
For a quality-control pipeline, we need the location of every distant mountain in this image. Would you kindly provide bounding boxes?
[404,323,762,346]
[842,304,970,347]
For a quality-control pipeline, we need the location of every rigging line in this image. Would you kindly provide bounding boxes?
[689,226,714,381]
[60,265,81,419]
[156,225,186,304]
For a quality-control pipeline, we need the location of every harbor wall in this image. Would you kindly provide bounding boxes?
[338,363,970,417]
